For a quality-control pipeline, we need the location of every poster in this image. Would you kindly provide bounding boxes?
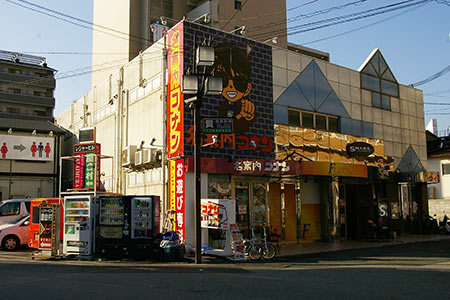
[201,199,236,230]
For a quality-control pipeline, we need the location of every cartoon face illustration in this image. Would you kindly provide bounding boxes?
[213,43,256,133]
[216,64,252,102]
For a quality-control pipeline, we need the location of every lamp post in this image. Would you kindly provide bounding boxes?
[182,45,222,264]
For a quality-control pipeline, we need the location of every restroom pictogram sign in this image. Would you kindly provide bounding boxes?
[0,134,54,161]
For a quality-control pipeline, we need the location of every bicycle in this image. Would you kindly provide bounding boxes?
[243,225,262,261]
[257,222,276,260]
[243,223,277,261]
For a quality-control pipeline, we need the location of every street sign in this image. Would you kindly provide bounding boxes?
[202,118,233,133]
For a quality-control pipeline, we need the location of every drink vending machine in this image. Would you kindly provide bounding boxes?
[63,194,95,256]
[97,195,160,258]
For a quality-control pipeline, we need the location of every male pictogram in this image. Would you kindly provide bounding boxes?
[44,142,51,158]
[30,141,37,157]
[1,142,8,158]
[38,142,44,158]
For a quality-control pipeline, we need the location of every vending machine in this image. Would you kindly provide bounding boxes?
[63,194,95,256]
[97,195,160,258]
[131,197,153,239]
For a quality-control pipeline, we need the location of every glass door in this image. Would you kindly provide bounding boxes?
[234,181,250,238]
[252,182,268,224]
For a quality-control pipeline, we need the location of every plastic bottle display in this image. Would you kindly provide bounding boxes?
[132,198,152,239]
[99,198,124,225]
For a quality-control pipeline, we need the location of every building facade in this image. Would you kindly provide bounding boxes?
[426,130,450,222]
[0,50,65,200]
[57,20,427,247]
[91,0,287,87]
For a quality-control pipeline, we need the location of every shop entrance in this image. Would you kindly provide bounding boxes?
[400,183,421,233]
[233,179,268,238]
[345,184,373,239]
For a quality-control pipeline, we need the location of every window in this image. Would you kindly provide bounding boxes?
[33,110,46,116]
[34,91,46,97]
[329,117,339,132]
[235,0,242,10]
[302,112,313,128]
[6,107,20,114]
[32,206,40,224]
[288,109,339,132]
[288,110,300,126]
[0,202,20,216]
[8,68,21,74]
[442,163,450,175]
[360,50,398,111]
[316,115,327,130]
[7,88,20,94]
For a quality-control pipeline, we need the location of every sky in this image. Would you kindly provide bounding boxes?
[1,0,450,134]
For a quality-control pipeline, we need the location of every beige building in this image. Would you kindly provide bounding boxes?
[91,0,287,88]
[57,19,427,245]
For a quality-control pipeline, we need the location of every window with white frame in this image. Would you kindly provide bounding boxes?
[360,50,398,111]
[288,109,339,132]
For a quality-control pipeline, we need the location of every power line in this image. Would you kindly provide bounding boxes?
[5,0,152,45]
[302,2,427,45]
[219,0,249,32]
[410,63,450,87]
[250,0,430,40]
[249,0,370,35]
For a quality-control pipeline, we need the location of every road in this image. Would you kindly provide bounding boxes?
[1,240,449,300]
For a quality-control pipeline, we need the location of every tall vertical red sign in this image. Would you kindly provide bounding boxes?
[73,143,102,191]
[167,22,185,241]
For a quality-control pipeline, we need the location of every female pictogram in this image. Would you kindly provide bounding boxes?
[1,142,8,159]
[30,141,37,157]
[44,142,51,158]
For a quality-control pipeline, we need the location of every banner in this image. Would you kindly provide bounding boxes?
[167,22,185,241]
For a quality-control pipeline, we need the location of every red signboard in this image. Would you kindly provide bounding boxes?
[167,22,184,159]
[73,143,102,190]
[73,154,85,189]
[167,22,185,241]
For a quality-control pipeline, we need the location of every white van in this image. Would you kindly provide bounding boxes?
[0,199,32,225]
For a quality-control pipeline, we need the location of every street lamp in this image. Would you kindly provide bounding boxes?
[182,45,223,264]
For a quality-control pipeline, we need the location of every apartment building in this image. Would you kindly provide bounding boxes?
[0,50,65,200]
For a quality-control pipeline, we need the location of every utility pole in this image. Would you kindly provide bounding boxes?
[182,43,223,264]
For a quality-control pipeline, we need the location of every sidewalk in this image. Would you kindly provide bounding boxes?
[276,234,450,258]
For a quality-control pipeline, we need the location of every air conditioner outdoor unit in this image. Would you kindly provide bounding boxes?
[122,145,137,167]
[135,150,144,166]
[142,148,162,167]
[142,148,153,165]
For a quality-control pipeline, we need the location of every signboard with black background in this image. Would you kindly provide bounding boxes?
[182,21,274,160]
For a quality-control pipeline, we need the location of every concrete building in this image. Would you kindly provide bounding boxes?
[57,19,427,247]
[0,50,65,200]
[91,0,287,88]
[426,130,450,222]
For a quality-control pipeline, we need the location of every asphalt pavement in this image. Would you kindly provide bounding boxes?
[1,239,449,300]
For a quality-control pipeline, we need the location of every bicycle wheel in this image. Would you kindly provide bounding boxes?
[262,243,276,260]
[248,245,262,261]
